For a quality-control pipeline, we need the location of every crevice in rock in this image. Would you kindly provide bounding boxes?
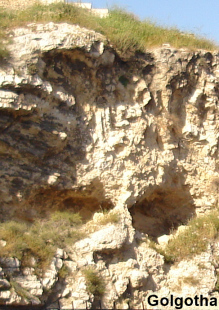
[196,94,209,125]
[144,97,155,113]
[93,251,115,268]
[120,280,133,304]
[93,244,137,268]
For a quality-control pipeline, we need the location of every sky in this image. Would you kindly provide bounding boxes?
[70,0,219,45]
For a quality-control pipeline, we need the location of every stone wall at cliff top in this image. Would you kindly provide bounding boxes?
[0,0,64,10]
[0,0,108,18]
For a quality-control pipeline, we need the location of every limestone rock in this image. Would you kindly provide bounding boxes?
[157,235,171,247]
[129,269,149,288]
[42,257,63,290]
[0,258,20,271]
[0,279,11,290]
[0,21,218,308]
[75,223,128,253]
[13,275,43,296]
[0,240,7,247]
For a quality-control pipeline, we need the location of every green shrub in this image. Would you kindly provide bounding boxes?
[119,75,129,87]
[0,221,29,260]
[58,264,71,279]
[0,44,10,59]
[214,272,219,291]
[83,268,105,296]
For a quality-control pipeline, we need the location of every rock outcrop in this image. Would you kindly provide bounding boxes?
[0,22,218,309]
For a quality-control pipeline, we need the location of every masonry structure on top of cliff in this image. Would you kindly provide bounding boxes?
[0,0,64,10]
[0,0,109,17]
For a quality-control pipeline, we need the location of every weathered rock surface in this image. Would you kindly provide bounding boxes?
[0,22,218,308]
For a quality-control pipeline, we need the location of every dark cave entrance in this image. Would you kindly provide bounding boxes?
[129,186,195,240]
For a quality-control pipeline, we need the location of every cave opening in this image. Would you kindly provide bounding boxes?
[129,186,195,241]
[13,179,114,223]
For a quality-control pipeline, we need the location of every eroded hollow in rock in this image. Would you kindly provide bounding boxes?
[15,187,113,223]
[129,186,195,240]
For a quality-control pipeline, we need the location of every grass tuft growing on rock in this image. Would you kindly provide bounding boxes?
[162,210,219,262]
[101,8,217,52]
[98,210,120,225]
[58,264,71,279]
[0,3,217,59]
[83,268,105,297]
[10,279,39,303]
[149,239,174,263]
[0,211,85,269]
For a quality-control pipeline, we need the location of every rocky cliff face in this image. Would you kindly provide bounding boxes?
[0,22,218,309]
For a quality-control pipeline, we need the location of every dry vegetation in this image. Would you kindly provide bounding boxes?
[0,209,120,269]
[10,279,39,303]
[0,211,85,269]
[97,209,120,225]
[0,2,217,58]
[83,267,105,297]
[153,210,219,262]
[82,209,120,235]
